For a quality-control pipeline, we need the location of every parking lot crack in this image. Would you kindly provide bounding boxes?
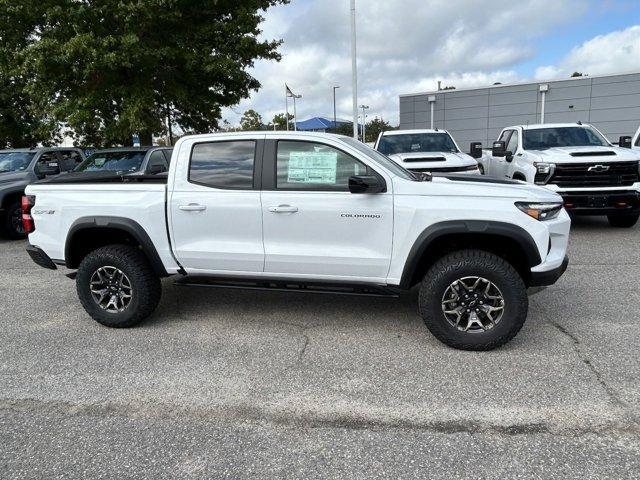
[274,321,318,367]
[550,321,638,427]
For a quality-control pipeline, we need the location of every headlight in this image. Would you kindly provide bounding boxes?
[533,162,555,184]
[515,202,563,221]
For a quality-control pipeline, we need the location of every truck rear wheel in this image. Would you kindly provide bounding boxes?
[3,202,27,239]
[607,214,639,228]
[76,245,161,328]
[419,250,528,351]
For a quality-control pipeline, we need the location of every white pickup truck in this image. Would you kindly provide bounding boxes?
[374,129,480,175]
[24,132,570,351]
[478,123,640,228]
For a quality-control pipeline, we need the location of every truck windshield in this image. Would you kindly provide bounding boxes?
[340,137,417,180]
[377,133,458,155]
[522,127,610,150]
[0,152,35,172]
[76,151,146,173]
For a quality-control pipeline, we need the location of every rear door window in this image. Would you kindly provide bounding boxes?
[189,141,256,189]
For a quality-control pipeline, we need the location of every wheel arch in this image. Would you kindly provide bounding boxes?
[65,216,168,276]
[399,220,542,289]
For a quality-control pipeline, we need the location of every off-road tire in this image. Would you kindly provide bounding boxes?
[419,249,528,351]
[76,245,161,327]
[607,214,639,228]
[4,202,27,239]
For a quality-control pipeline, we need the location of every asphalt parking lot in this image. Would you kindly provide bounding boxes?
[1,217,639,479]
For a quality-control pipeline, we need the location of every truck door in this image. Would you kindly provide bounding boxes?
[260,138,393,282]
[492,129,514,178]
[168,136,265,273]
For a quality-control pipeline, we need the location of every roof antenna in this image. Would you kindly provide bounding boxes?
[577,121,582,125]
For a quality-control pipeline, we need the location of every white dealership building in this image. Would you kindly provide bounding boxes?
[399,71,640,149]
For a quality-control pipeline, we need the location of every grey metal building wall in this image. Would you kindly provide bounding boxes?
[399,72,640,149]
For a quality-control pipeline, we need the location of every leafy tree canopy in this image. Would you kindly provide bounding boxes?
[240,109,263,131]
[1,0,287,147]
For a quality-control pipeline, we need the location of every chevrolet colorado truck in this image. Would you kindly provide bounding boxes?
[0,147,85,238]
[374,129,480,175]
[24,132,570,351]
[478,123,640,228]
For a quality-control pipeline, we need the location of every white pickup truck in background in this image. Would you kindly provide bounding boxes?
[23,131,570,351]
[478,123,640,228]
[374,129,480,175]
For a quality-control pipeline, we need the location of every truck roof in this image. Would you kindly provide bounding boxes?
[182,131,351,141]
[0,147,81,153]
[380,129,451,136]
[515,123,594,130]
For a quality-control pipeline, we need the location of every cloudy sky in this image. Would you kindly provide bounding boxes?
[221,0,640,126]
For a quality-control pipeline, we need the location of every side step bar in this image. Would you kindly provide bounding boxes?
[174,276,401,298]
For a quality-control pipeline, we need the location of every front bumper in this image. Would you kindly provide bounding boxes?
[559,190,640,215]
[26,244,57,270]
[530,255,569,287]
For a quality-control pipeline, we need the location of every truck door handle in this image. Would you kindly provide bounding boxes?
[268,205,298,213]
[179,203,206,212]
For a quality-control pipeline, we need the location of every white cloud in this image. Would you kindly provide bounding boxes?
[536,25,640,79]
[222,0,599,126]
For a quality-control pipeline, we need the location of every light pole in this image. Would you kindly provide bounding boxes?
[292,93,302,131]
[350,0,358,139]
[333,85,340,129]
[360,105,369,142]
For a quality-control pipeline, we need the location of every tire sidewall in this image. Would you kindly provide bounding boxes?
[420,253,528,349]
[77,249,147,327]
[5,203,27,239]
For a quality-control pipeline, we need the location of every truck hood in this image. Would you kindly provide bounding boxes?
[394,174,562,202]
[0,171,29,185]
[531,145,640,164]
[389,151,477,169]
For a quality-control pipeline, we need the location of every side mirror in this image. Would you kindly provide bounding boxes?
[147,164,166,174]
[505,151,514,162]
[348,175,386,194]
[618,136,632,149]
[36,162,61,178]
[492,141,506,157]
[469,142,483,159]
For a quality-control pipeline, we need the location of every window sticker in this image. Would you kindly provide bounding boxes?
[287,151,338,184]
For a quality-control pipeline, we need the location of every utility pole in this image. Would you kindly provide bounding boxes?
[285,84,290,131]
[360,105,369,142]
[292,93,302,131]
[333,85,340,129]
[350,0,358,139]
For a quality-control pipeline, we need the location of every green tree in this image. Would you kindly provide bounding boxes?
[240,109,263,131]
[0,2,59,147]
[11,0,287,146]
[272,112,294,130]
[364,117,394,143]
[571,72,586,77]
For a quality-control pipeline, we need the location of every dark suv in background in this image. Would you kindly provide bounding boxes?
[74,147,173,176]
[0,147,85,238]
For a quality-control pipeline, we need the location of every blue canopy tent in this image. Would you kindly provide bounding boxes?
[294,117,353,132]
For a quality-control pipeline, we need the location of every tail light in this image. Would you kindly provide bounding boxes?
[21,195,36,234]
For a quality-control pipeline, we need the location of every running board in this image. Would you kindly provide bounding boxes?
[174,276,401,298]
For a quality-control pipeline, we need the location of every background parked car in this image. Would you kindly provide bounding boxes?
[74,147,173,176]
[374,129,480,175]
[0,147,85,238]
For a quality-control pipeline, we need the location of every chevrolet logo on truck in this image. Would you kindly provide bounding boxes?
[587,165,610,173]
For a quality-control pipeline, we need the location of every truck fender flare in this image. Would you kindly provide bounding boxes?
[65,216,168,276]
[399,220,542,289]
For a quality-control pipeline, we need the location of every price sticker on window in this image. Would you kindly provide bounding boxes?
[287,151,338,184]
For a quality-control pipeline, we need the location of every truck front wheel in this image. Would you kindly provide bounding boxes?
[419,250,528,351]
[607,214,639,228]
[76,245,161,328]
